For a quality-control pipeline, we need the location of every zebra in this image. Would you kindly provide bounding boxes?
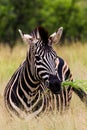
[4,26,86,119]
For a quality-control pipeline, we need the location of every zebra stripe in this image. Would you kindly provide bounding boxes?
[4,27,73,119]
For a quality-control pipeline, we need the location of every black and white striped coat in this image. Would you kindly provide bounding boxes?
[4,27,73,119]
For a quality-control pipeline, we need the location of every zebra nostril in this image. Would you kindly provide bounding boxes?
[48,74,62,94]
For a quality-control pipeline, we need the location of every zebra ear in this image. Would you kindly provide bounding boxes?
[49,27,63,44]
[18,29,33,44]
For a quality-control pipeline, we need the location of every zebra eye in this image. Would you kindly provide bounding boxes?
[35,55,40,60]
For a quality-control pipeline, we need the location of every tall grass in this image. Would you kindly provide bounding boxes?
[0,43,87,130]
[54,43,87,80]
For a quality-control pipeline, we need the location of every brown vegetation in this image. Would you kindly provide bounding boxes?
[0,43,87,130]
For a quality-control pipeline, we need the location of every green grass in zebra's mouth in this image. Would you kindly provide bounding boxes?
[62,80,87,92]
[44,80,87,97]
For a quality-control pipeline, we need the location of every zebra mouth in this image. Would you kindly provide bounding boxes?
[45,74,62,94]
[49,80,62,94]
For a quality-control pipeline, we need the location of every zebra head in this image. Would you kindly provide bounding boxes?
[19,27,63,94]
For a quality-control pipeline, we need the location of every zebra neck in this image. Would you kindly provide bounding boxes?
[20,60,40,88]
[15,61,42,111]
[26,49,35,75]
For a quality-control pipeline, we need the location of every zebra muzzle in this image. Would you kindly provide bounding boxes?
[45,74,62,94]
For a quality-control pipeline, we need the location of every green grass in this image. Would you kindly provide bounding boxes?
[62,80,87,91]
[0,43,87,130]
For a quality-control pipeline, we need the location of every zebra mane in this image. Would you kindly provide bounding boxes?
[32,26,49,45]
[38,26,49,44]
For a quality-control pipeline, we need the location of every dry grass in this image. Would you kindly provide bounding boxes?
[0,43,87,130]
[0,94,87,130]
[54,43,87,80]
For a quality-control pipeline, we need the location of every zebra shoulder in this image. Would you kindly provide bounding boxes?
[56,56,72,81]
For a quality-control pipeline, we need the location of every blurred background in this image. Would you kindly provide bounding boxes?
[0,0,87,47]
[0,1,87,130]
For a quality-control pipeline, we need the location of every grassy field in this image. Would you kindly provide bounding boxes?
[0,43,87,130]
